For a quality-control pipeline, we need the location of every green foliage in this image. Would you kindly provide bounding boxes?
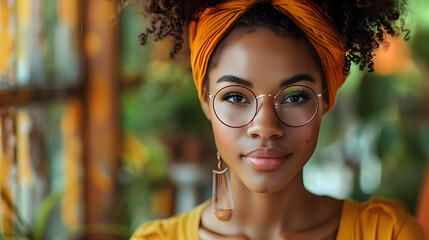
[353,68,427,212]
[32,190,63,240]
[118,7,214,235]
[117,137,173,232]
[0,187,62,240]
[120,63,211,138]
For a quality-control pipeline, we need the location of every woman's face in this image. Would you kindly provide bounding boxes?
[200,28,328,193]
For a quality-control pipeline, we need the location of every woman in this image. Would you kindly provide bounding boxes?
[129,0,424,239]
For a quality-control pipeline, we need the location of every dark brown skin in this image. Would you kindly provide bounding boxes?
[199,28,343,240]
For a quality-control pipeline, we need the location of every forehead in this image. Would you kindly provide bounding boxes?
[209,28,322,92]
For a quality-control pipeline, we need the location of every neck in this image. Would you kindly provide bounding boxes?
[230,170,312,233]
[201,169,342,240]
[202,169,318,239]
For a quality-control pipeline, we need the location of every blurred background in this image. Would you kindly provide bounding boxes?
[0,0,428,239]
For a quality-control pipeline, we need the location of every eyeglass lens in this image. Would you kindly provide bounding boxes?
[212,85,319,128]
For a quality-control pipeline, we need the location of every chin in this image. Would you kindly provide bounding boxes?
[239,171,296,194]
[249,185,284,194]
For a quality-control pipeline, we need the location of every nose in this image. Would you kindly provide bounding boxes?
[247,96,284,139]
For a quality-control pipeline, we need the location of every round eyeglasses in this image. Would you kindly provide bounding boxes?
[209,85,325,128]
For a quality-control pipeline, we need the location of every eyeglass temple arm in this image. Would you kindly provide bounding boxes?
[317,88,328,98]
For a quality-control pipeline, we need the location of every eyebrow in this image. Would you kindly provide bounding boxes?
[279,74,316,87]
[216,74,315,88]
[216,75,253,87]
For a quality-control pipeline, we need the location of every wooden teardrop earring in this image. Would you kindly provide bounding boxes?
[212,152,234,222]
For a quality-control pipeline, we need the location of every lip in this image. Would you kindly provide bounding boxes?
[243,148,291,171]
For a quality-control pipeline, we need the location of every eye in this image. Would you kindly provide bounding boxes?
[223,93,249,104]
[288,95,302,103]
[281,92,309,104]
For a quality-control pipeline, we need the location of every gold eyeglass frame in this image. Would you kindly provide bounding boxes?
[208,84,326,128]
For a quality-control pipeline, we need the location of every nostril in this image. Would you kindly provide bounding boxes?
[248,127,283,139]
[247,120,284,139]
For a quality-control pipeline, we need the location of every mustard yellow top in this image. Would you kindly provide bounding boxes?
[130,198,424,240]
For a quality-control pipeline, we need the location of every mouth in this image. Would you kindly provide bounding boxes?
[243,148,292,171]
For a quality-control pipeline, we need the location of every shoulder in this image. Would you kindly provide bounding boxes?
[337,197,425,240]
[130,200,210,240]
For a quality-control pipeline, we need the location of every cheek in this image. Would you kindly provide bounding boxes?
[302,120,321,143]
[291,116,322,160]
[211,120,241,158]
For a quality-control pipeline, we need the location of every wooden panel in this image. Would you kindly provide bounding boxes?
[61,99,84,232]
[0,88,83,108]
[0,112,16,236]
[83,0,120,239]
[0,0,15,88]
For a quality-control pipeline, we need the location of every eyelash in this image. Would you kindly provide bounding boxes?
[281,92,310,104]
[222,93,249,104]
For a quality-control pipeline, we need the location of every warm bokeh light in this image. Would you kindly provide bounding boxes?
[372,36,414,75]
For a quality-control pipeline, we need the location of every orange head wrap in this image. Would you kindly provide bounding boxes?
[189,0,347,111]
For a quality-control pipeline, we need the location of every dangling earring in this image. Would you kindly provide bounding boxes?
[212,152,234,222]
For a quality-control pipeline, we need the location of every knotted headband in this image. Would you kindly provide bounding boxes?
[189,0,348,111]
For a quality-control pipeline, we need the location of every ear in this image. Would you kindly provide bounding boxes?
[200,87,212,121]
[321,98,329,116]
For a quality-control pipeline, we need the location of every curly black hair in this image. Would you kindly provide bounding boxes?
[125,0,409,74]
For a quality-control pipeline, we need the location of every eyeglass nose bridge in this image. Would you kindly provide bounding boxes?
[254,93,280,118]
[256,93,276,99]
